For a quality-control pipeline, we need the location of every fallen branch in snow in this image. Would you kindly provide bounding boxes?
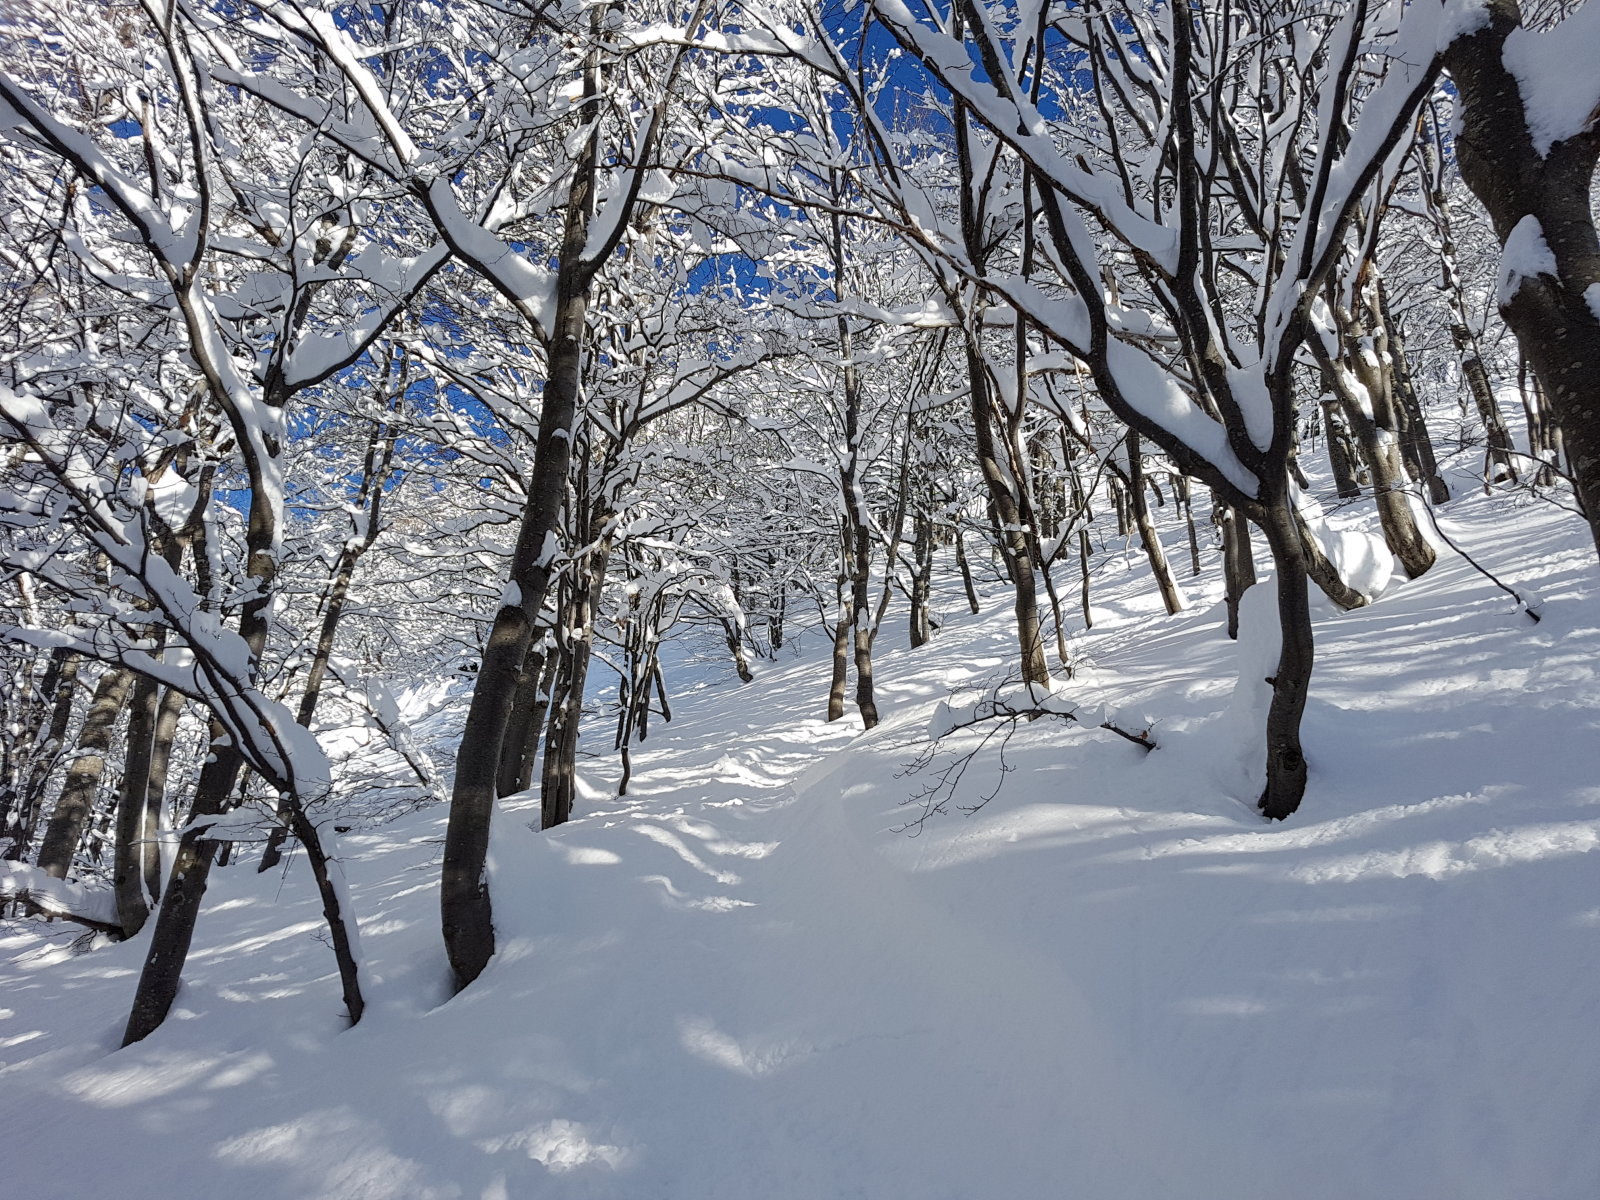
[894,683,1155,831]
[1,862,123,937]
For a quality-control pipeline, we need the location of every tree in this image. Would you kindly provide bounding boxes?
[1440,0,1600,557]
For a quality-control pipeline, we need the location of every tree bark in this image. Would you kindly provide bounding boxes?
[1443,0,1600,556]
[3,649,79,862]
[1217,504,1256,641]
[36,666,134,879]
[1124,432,1185,615]
[123,735,242,1046]
[542,548,608,830]
[1255,502,1315,821]
[114,670,163,937]
[953,526,981,615]
[1312,318,1437,579]
[442,130,598,991]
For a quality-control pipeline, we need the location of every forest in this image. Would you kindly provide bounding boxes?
[2,1,1598,1196]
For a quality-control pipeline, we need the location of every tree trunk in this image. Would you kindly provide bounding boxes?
[1255,502,1315,822]
[498,633,555,798]
[1078,528,1093,630]
[1321,395,1364,499]
[123,735,242,1046]
[1423,105,1521,486]
[964,341,1049,687]
[1377,282,1450,505]
[1217,503,1256,640]
[909,507,933,648]
[1333,385,1436,579]
[288,808,364,1025]
[142,683,184,906]
[1443,0,1600,557]
[954,526,981,614]
[1312,322,1437,579]
[1175,474,1204,576]
[1125,432,1185,615]
[442,170,596,991]
[114,670,163,937]
[36,666,134,879]
[3,649,79,862]
[826,614,850,722]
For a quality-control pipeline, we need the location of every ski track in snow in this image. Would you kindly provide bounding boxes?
[2,467,1598,1199]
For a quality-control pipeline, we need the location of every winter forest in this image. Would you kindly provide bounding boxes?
[1,0,1598,1195]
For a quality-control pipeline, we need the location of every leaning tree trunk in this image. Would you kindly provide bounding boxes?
[114,667,164,937]
[965,341,1050,688]
[1254,499,1316,821]
[1124,432,1185,615]
[953,525,981,615]
[442,161,599,992]
[36,666,134,879]
[287,808,364,1025]
[1376,282,1450,506]
[123,734,243,1046]
[3,649,79,863]
[1443,0,1600,558]
[542,545,609,830]
[1216,503,1257,640]
[1422,108,1520,486]
[1312,321,1436,579]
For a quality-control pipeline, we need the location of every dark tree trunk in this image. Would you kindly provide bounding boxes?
[541,537,611,830]
[909,507,933,648]
[498,633,556,798]
[1125,432,1185,615]
[954,527,981,614]
[1377,282,1450,505]
[1175,474,1204,576]
[1217,503,1256,641]
[1255,502,1315,822]
[123,735,242,1046]
[1443,0,1600,557]
[287,808,364,1025]
[1078,528,1093,629]
[442,171,594,991]
[1321,396,1364,499]
[964,341,1049,687]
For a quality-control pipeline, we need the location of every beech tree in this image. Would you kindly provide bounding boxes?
[3,0,1594,1036]
[1440,0,1600,556]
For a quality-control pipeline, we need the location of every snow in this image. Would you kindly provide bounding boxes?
[1502,1,1600,157]
[1297,489,1398,603]
[1437,0,1492,50]
[0,862,117,927]
[2,461,1598,1199]
[1586,283,1600,325]
[1496,214,1560,306]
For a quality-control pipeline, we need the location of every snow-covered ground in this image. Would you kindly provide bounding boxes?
[3,478,1597,1199]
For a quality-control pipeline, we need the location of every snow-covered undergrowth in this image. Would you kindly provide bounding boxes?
[3,483,1597,1200]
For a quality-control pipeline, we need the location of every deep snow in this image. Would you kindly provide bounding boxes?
[2,474,1598,1200]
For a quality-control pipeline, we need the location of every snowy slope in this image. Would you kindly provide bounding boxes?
[2,482,1597,1200]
